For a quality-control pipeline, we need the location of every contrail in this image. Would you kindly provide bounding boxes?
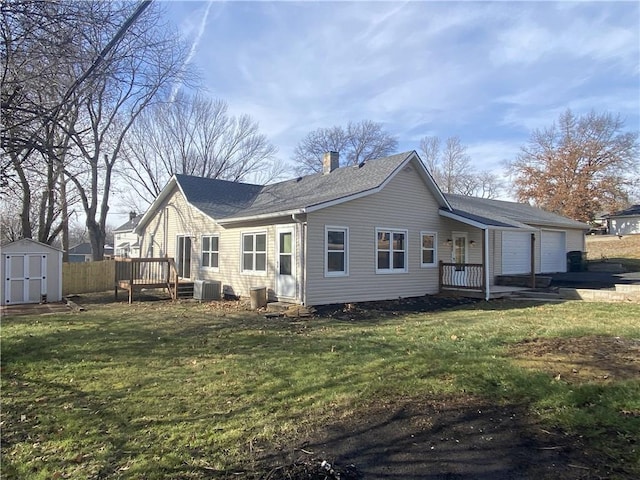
[171,0,214,101]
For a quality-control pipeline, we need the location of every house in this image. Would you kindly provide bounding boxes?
[67,242,114,262]
[134,151,589,305]
[1,238,63,304]
[604,205,640,236]
[114,212,142,258]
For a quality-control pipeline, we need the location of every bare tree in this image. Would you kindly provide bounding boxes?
[119,92,280,206]
[55,2,192,260]
[292,120,398,175]
[508,109,639,222]
[1,0,89,245]
[419,135,502,198]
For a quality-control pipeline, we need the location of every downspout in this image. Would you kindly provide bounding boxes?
[484,228,490,301]
[292,212,307,305]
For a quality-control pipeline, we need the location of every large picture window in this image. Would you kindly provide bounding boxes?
[421,232,437,267]
[376,228,407,273]
[242,232,267,273]
[202,235,219,269]
[325,226,348,276]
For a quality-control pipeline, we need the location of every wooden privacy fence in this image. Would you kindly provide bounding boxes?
[62,260,115,295]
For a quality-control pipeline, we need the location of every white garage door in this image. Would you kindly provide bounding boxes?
[540,230,566,273]
[4,254,47,304]
[501,231,532,274]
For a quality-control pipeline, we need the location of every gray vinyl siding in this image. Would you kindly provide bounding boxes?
[305,164,444,305]
[138,187,301,301]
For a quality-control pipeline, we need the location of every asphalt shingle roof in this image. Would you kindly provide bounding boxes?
[444,194,589,230]
[177,151,414,221]
[114,215,142,232]
[162,151,587,232]
[606,204,640,217]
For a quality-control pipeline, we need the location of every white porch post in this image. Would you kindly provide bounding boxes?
[484,228,490,301]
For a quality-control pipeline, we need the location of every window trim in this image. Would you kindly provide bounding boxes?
[240,231,267,275]
[324,226,349,277]
[201,234,220,271]
[420,231,438,268]
[375,227,408,274]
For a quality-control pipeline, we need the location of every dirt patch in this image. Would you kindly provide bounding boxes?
[510,336,640,384]
[253,397,607,480]
[313,295,481,321]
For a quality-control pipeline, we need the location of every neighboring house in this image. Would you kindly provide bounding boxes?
[67,243,114,262]
[114,212,142,258]
[2,238,63,304]
[134,151,589,305]
[589,211,609,235]
[604,205,640,236]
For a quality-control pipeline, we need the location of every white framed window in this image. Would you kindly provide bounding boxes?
[420,231,437,267]
[201,235,219,270]
[241,231,267,274]
[376,228,408,273]
[325,226,348,277]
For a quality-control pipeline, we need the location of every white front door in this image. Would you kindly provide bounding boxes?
[275,226,296,299]
[451,233,468,286]
[4,254,47,304]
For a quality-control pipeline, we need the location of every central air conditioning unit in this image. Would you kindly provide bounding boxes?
[193,280,221,301]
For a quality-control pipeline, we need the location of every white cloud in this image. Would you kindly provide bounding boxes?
[165,0,639,167]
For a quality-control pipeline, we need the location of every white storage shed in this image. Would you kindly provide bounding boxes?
[2,239,63,305]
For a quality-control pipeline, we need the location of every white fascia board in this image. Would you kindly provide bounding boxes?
[134,176,178,235]
[217,209,303,225]
[306,151,452,214]
[411,152,452,210]
[439,210,536,231]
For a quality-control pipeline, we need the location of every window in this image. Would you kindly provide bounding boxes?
[421,232,437,267]
[201,235,219,269]
[242,232,266,273]
[325,227,348,276]
[376,228,407,273]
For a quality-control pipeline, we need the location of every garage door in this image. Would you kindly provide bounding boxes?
[501,231,532,274]
[540,231,566,273]
[4,254,47,304]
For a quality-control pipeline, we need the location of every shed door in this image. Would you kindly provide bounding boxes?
[541,230,566,273]
[501,231,531,275]
[4,254,47,304]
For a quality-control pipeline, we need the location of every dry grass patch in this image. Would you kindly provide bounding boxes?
[586,234,640,271]
[510,336,640,385]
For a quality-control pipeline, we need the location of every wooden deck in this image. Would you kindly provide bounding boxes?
[114,257,179,303]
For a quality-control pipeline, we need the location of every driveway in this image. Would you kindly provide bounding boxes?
[550,270,640,288]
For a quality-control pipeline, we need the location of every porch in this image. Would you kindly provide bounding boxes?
[438,261,531,299]
[115,257,181,303]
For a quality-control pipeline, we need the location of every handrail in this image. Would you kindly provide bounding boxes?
[114,257,178,301]
[439,261,485,290]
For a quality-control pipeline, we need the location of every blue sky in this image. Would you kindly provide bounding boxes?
[161,0,639,177]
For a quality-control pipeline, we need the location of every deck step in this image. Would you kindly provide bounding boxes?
[496,275,552,288]
[510,290,563,300]
[176,282,195,299]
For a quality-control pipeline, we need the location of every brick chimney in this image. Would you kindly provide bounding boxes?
[323,151,339,174]
[129,211,137,221]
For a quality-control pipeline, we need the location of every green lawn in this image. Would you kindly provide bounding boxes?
[2,298,639,479]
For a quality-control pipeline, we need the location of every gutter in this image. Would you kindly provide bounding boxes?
[292,213,307,306]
